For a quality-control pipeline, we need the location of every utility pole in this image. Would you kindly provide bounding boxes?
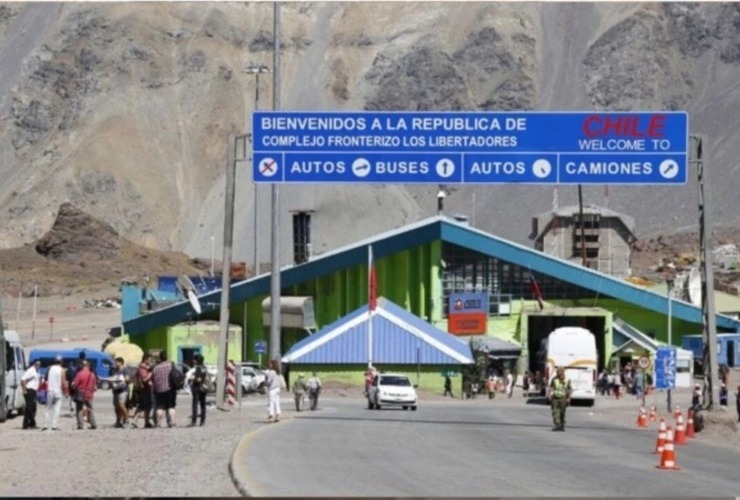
[0,294,7,421]
[216,134,239,411]
[695,135,719,410]
[269,1,282,370]
[244,62,271,276]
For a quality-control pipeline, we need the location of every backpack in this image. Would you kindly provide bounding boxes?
[307,377,320,391]
[198,367,215,393]
[169,362,185,391]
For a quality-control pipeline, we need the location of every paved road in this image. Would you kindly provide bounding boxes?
[236,398,739,497]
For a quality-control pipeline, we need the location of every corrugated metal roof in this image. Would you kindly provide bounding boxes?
[282,297,473,365]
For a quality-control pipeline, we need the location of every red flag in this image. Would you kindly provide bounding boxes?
[529,271,544,310]
[369,245,377,311]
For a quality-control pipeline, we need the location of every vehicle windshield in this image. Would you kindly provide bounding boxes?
[380,376,411,387]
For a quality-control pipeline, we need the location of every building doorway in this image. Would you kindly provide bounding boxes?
[727,341,735,367]
[179,346,202,369]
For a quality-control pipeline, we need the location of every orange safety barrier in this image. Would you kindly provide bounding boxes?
[653,418,667,455]
[656,427,681,470]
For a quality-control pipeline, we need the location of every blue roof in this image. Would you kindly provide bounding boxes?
[123,216,740,335]
[281,297,474,365]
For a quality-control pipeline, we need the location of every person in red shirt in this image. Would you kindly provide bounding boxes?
[71,360,98,430]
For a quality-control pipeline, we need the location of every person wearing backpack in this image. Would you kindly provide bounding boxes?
[306,372,322,411]
[189,355,209,427]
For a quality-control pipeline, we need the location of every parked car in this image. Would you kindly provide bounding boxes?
[240,365,266,395]
[367,373,418,411]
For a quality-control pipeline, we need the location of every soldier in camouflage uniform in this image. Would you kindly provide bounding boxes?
[548,367,572,431]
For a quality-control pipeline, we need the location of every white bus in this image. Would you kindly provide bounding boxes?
[543,327,597,406]
[2,330,27,422]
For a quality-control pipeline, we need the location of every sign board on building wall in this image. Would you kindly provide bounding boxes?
[252,111,688,185]
[447,292,488,335]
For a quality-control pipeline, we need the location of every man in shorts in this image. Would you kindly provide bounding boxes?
[151,351,176,428]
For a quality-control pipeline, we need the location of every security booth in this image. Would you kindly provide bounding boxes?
[675,348,693,388]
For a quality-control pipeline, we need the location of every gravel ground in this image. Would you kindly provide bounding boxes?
[0,391,272,497]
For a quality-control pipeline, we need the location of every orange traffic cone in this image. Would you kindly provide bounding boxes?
[649,405,657,422]
[653,418,667,455]
[637,407,648,428]
[673,404,681,420]
[674,413,687,445]
[656,427,680,470]
[686,409,696,438]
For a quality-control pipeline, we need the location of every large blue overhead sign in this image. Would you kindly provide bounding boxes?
[252,111,688,185]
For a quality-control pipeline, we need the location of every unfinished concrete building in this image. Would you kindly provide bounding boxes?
[530,205,637,278]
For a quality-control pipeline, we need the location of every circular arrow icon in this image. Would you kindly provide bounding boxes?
[435,158,455,178]
[352,158,372,178]
[532,159,552,179]
[659,159,679,180]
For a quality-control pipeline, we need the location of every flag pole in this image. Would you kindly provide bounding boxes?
[368,244,374,369]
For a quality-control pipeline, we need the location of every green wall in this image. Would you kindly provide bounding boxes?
[289,363,463,394]
[552,298,702,347]
[167,322,242,365]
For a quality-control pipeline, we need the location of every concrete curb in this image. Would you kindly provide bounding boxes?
[228,415,296,497]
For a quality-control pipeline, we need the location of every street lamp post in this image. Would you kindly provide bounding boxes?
[243,62,271,276]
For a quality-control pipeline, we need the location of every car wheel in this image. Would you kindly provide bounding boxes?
[402,406,408,410]
[411,406,417,411]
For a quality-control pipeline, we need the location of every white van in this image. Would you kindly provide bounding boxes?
[2,330,27,422]
[543,327,597,406]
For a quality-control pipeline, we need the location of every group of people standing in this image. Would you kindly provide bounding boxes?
[18,349,215,431]
[21,352,104,430]
[598,364,648,399]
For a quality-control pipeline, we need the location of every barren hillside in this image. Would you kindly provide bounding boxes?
[0,2,739,270]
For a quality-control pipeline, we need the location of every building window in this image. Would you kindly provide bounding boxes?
[441,242,597,316]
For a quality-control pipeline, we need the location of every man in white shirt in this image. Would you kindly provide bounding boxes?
[43,356,67,431]
[505,370,515,399]
[21,360,42,429]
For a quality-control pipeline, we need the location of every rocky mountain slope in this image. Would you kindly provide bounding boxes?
[1,2,740,269]
[0,203,205,297]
